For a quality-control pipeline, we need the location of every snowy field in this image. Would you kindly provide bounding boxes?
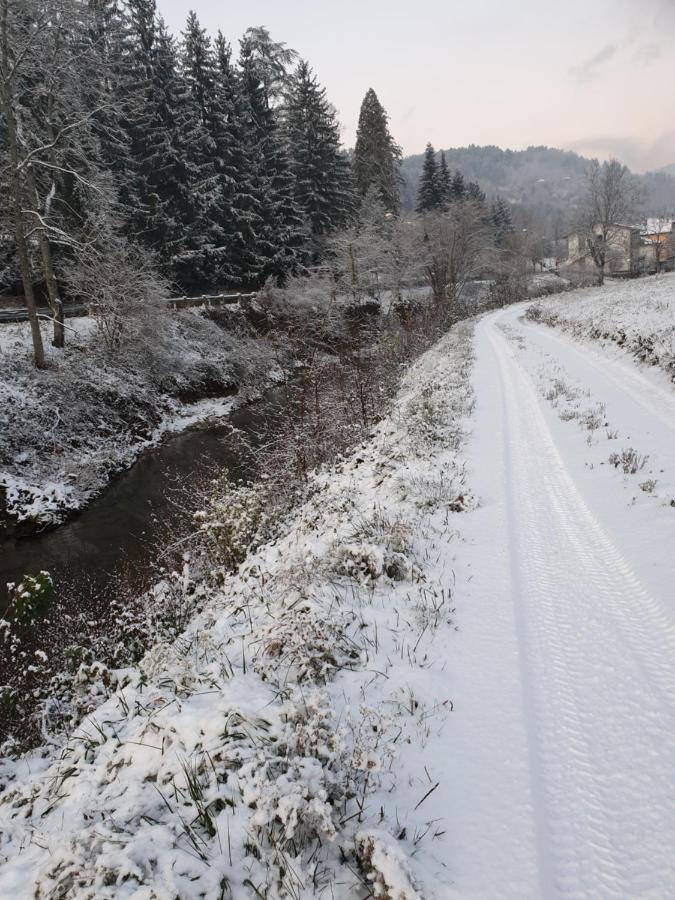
[0,321,476,898]
[528,272,675,383]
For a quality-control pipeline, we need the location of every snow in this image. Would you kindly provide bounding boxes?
[441,299,675,896]
[528,272,675,383]
[2,279,675,896]
[0,320,477,897]
[0,311,276,528]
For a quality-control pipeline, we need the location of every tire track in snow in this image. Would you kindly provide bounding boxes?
[482,312,675,898]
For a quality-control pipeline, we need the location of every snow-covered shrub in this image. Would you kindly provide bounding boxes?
[65,226,171,355]
[257,274,345,352]
[7,570,54,625]
[194,476,269,571]
[406,469,475,514]
[253,599,361,685]
[337,542,386,581]
[609,447,649,475]
[355,830,422,900]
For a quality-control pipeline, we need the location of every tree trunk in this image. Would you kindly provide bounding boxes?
[27,168,65,347]
[0,0,46,367]
[37,230,64,348]
[11,185,45,367]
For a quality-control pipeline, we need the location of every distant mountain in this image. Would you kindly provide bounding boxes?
[401,145,675,221]
[656,163,675,178]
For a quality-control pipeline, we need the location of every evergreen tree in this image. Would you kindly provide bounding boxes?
[439,151,452,205]
[451,170,466,202]
[467,180,486,204]
[492,196,514,246]
[416,142,441,212]
[284,60,355,240]
[83,0,141,217]
[353,88,401,214]
[213,32,262,285]
[243,26,297,109]
[125,3,187,258]
[173,11,230,286]
[239,33,306,284]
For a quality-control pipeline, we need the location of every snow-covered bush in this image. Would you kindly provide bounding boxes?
[65,230,171,355]
[356,830,422,900]
[195,476,270,571]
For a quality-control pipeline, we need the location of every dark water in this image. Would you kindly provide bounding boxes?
[0,398,274,616]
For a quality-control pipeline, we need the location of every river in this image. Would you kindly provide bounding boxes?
[0,396,275,616]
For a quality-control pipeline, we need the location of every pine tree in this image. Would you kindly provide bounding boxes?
[242,26,297,109]
[467,180,486,204]
[83,0,140,217]
[126,2,186,255]
[451,170,466,202]
[284,60,355,241]
[439,151,452,205]
[172,11,230,287]
[213,32,262,285]
[492,196,514,246]
[353,88,401,214]
[417,142,441,212]
[239,33,306,284]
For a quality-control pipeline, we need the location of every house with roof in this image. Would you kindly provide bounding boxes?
[562,224,642,279]
[560,218,675,279]
[640,219,675,272]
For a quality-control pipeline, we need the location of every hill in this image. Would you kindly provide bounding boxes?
[401,145,675,222]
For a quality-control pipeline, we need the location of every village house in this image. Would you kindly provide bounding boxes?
[562,219,675,279]
[640,219,675,273]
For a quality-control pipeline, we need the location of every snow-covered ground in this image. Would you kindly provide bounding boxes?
[0,311,276,530]
[0,321,477,898]
[445,302,675,896]
[2,279,675,897]
[528,272,675,383]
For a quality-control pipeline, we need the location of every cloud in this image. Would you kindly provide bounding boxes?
[632,42,661,66]
[569,43,617,84]
[566,131,675,173]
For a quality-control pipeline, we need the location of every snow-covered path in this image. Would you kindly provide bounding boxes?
[447,305,675,898]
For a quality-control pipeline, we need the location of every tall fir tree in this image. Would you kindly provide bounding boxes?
[125,2,191,261]
[283,60,355,242]
[439,151,452,205]
[451,170,466,202]
[213,32,262,285]
[467,180,486,204]
[175,11,231,286]
[83,0,140,218]
[353,88,401,214]
[239,33,306,284]
[416,142,441,212]
[492,196,514,246]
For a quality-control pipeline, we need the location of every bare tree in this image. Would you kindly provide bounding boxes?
[64,220,170,355]
[580,159,641,286]
[418,202,494,309]
[0,0,47,366]
[329,187,391,302]
[0,0,118,362]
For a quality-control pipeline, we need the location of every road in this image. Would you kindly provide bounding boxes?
[445,304,675,897]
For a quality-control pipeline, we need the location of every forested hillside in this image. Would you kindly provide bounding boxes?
[401,145,675,224]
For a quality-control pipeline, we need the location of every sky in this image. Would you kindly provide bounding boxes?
[157,0,675,173]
